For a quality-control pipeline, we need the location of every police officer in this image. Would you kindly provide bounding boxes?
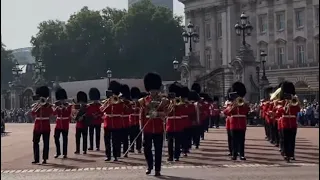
[31,86,53,164]
[53,88,72,159]
[87,88,103,151]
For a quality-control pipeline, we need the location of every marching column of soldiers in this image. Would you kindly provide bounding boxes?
[29,71,300,176]
[260,81,300,162]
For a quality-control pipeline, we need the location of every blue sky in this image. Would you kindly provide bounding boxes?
[1,0,185,50]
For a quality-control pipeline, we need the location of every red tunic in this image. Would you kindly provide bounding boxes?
[129,101,141,126]
[277,103,300,129]
[266,101,275,124]
[166,102,184,132]
[139,96,166,134]
[211,103,220,116]
[102,101,126,130]
[199,101,210,124]
[223,102,232,130]
[32,104,53,133]
[262,101,270,123]
[121,100,132,128]
[86,103,103,125]
[181,102,194,129]
[53,104,72,130]
[223,104,249,130]
[74,104,88,129]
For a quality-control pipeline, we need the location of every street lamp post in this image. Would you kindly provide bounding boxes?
[234,12,253,46]
[35,59,46,84]
[182,22,199,52]
[256,66,260,101]
[107,69,112,85]
[9,61,23,109]
[259,51,269,100]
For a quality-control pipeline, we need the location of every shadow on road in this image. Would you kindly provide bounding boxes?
[155,175,205,180]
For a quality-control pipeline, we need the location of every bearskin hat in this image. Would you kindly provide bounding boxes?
[89,87,100,101]
[191,83,201,94]
[231,82,246,97]
[143,72,162,92]
[264,86,273,99]
[108,80,121,95]
[141,92,149,98]
[213,96,219,102]
[76,91,88,103]
[280,81,296,100]
[168,83,181,97]
[180,86,189,98]
[130,87,141,99]
[55,88,68,100]
[188,90,200,102]
[35,86,50,98]
[120,84,131,100]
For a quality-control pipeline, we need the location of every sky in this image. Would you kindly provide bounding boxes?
[1,0,185,50]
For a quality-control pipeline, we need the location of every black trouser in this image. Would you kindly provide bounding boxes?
[231,129,246,158]
[121,127,129,155]
[54,129,68,156]
[182,127,192,153]
[263,119,268,138]
[104,128,121,159]
[271,122,279,144]
[143,133,163,172]
[279,129,284,153]
[129,125,142,151]
[212,115,220,128]
[33,131,50,162]
[75,128,88,152]
[192,125,201,147]
[227,129,232,154]
[204,118,209,132]
[88,124,101,149]
[283,128,297,158]
[167,132,181,160]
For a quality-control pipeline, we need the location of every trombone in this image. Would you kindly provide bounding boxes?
[32,97,49,112]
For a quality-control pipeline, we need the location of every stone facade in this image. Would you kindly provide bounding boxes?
[179,0,319,101]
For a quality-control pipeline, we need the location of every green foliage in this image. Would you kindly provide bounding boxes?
[30,1,184,81]
[1,42,14,85]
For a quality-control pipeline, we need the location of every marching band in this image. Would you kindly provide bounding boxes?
[29,72,301,176]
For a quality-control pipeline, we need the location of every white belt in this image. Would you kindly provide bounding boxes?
[282,115,296,118]
[131,114,140,116]
[56,117,69,120]
[214,109,219,111]
[104,114,122,117]
[167,116,182,119]
[231,115,246,118]
[181,115,188,118]
[122,115,129,117]
[35,117,50,120]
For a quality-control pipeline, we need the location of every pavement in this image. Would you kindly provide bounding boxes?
[1,124,319,180]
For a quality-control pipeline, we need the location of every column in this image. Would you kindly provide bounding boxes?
[200,10,206,66]
[221,10,228,66]
[306,0,314,62]
[211,7,217,68]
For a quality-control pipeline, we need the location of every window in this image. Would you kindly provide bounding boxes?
[276,12,285,30]
[217,21,222,37]
[205,23,211,39]
[277,47,285,65]
[205,49,211,69]
[258,14,267,33]
[195,26,200,34]
[295,9,304,28]
[297,45,305,64]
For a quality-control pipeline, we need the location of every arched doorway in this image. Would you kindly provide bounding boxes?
[21,88,33,108]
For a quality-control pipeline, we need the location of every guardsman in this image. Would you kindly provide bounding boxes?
[180,86,193,156]
[224,88,233,156]
[53,88,72,159]
[166,83,183,162]
[119,84,132,157]
[87,88,103,151]
[31,86,53,164]
[199,93,210,140]
[74,91,89,155]
[211,96,220,129]
[223,82,250,161]
[261,87,273,141]
[129,87,142,153]
[270,84,282,148]
[188,90,201,149]
[101,80,123,161]
[276,81,300,162]
[139,72,169,176]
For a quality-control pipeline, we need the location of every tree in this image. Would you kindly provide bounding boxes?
[114,0,185,80]
[30,20,69,81]
[1,42,14,85]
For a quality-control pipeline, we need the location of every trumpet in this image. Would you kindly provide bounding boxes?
[32,97,49,112]
[284,96,300,114]
[100,95,122,112]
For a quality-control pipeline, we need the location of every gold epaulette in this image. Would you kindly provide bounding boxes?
[138,98,145,107]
